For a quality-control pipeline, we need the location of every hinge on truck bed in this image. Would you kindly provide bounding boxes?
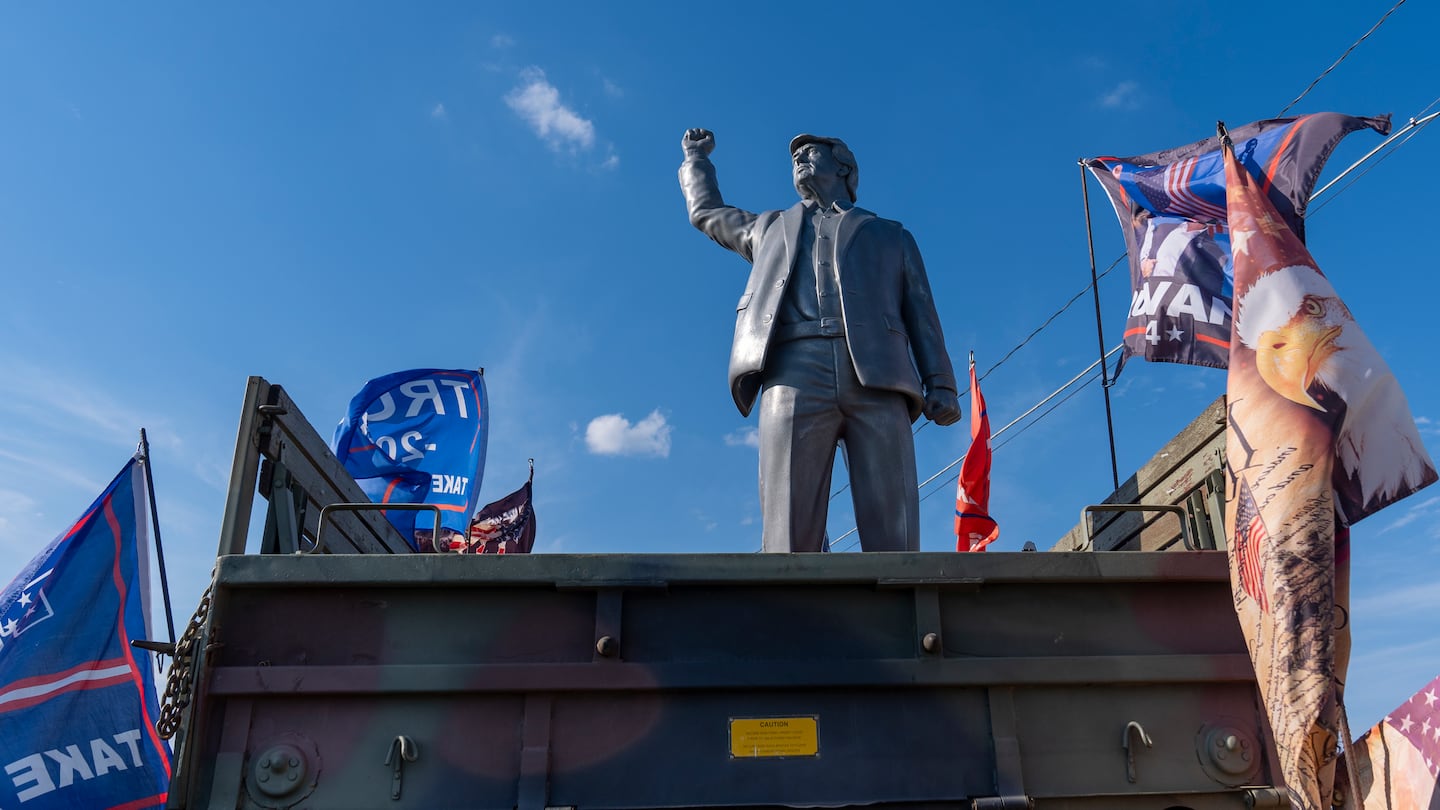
[972,796,1033,810]
[1243,787,1289,808]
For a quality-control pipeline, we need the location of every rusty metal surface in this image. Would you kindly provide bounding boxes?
[170,551,1276,809]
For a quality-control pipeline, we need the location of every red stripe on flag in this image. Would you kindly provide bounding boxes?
[105,498,173,778]
[1262,115,1310,197]
[105,791,169,810]
[0,660,134,713]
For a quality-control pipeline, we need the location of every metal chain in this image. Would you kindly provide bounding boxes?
[157,583,214,740]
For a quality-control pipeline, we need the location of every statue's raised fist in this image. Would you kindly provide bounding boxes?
[682,128,715,156]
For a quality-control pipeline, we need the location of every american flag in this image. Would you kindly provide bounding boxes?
[1231,479,1269,612]
[1385,674,1440,778]
[1133,156,1227,223]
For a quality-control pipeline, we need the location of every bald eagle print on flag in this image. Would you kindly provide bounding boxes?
[1220,125,1436,810]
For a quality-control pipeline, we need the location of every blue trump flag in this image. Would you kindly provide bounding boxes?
[1084,112,1389,370]
[331,369,489,550]
[0,456,170,809]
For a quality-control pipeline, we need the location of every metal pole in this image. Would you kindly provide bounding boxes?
[1079,161,1121,492]
[138,429,177,645]
[1336,695,1365,810]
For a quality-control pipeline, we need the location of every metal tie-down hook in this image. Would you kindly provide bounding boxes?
[385,735,419,800]
[1122,721,1153,784]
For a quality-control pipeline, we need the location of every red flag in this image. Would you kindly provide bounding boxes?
[955,356,998,552]
[1344,673,1440,808]
[1221,125,1436,810]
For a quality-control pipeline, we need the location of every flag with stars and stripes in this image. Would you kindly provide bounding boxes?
[0,456,171,809]
[1346,673,1440,808]
[1084,112,1389,372]
[1230,478,1268,612]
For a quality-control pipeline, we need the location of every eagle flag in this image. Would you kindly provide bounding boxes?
[1085,112,1390,371]
[331,369,489,551]
[1220,125,1436,810]
[955,355,998,552]
[1343,672,1440,808]
[0,456,171,809]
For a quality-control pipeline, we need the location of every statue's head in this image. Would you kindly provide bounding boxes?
[790,134,858,203]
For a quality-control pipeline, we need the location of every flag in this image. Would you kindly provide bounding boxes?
[1220,126,1436,810]
[0,457,171,809]
[331,369,489,550]
[1085,113,1390,370]
[462,470,536,554]
[955,356,998,552]
[1344,673,1440,808]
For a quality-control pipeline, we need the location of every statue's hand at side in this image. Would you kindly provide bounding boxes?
[924,387,962,427]
[683,128,715,158]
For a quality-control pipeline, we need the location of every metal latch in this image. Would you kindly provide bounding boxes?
[1123,720,1153,783]
[385,735,419,800]
[972,797,1033,809]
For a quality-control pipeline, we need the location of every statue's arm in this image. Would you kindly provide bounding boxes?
[899,229,961,425]
[678,129,760,262]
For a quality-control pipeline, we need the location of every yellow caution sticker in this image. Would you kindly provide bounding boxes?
[728,716,819,758]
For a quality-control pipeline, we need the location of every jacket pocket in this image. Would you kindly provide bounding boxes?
[736,292,753,311]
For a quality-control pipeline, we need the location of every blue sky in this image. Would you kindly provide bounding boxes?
[1,2,1436,730]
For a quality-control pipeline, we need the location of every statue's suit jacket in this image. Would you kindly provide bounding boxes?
[680,154,956,420]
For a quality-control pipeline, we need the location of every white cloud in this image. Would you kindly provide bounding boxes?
[1353,579,1440,617]
[585,410,671,457]
[505,67,596,152]
[599,153,620,171]
[1379,493,1440,535]
[491,33,514,49]
[602,78,624,98]
[724,427,760,449]
[431,103,448,121]
[1099,80,1141,110]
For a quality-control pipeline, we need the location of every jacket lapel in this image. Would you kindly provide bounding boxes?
[835,205,874,259]
[780,203,805,272]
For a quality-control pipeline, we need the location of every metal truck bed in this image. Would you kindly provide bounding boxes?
[169,551,1279,809]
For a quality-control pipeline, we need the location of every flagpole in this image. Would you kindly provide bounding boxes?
[1078,161,1121,492]
[1335,696,1365,810]
[138,429,178,645]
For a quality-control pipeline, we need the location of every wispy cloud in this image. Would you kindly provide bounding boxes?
[693,509,719,532]
[1353,579,1440,617]
[601,78,624,98]
[491,33,514,49]
[505,67,596,152]
[1099,80,1141,110]
[431,103,448,121]
[724,427,760,449]
[1378,493,1440,536]
[585,410,671,457]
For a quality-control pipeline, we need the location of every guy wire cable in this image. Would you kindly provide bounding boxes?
[1277,0,1408,117]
